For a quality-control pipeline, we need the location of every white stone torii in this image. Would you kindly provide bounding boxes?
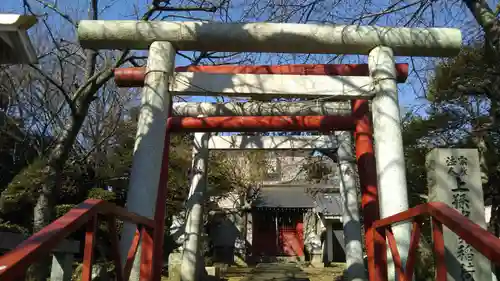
[171,72,374,98]
[207,135,338,150]
[77,21,461,57]
[77,20,462,281]
[172,101,351,117]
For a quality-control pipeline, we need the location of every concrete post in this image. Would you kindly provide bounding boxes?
[336,131,367,281]
[369,46,411,281]
[118,41,176,280]
[172,101,351,117]
[427,149,493,281]
[326,222,334,263]
[181,132,210,281]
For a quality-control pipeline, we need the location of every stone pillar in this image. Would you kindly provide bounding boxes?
[304,211,322,265]
[181,132,210,281]
[246,212,253,248]
[426,148,492,281]
[118,41,176,281]
[50,253,73,281]
[369,46,411,281]
[326,222,334,263]
[336,131,366,281]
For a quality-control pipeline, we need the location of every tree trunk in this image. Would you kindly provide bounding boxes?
[30,106,96,281]
[462,4,500,276]
[31,2,100,280]
[463,0,500,58]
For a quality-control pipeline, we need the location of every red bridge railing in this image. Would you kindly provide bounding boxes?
[0,199,155,281]
[373,202,500,281]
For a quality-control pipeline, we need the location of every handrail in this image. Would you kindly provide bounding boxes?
[372,202,500,281]
[0,199,155,281]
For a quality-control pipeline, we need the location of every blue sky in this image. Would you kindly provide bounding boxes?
[0,0,486,115]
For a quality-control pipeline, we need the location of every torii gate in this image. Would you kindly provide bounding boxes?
[113,63,408,281]
[184,133,352,279]
[77,20,462,281]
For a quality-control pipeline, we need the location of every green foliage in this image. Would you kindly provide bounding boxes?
[55,204,77,219]
[0,115,39,188]
[0,158,50,213]
[87,188,117,201]
[403,44,500,203]
[402,43,500,278]
[428,46,489,102]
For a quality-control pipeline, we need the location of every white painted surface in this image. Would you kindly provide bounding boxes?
[172,101,351,117]
[336,131,366,281]
[0,14,37,64]
[0,14,36,28]
[369,46,411,281]
[171,72,374,98]
[208,135,337,150]
[485,205,492,224]
[181,132,210,281]
[50,254,73,281]
[118,41,175,280]
[78,21,462,57]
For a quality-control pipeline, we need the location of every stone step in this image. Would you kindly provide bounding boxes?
[217,263,347,281]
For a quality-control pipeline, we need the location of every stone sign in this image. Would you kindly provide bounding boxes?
[426,148,492,281]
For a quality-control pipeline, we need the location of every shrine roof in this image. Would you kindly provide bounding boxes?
[251,185,342,215]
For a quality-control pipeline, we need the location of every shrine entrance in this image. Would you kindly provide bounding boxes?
[252,209,305,260]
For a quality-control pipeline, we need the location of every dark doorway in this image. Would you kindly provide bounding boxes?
[252,209,305,258]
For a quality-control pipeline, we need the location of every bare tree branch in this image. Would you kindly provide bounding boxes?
[31,0,77,27]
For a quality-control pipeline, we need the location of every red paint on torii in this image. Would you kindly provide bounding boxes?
[167,115,357,132]
[150,63,387,281]
[113,63,409,87]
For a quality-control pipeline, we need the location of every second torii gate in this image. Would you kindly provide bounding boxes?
[113,62,408,281]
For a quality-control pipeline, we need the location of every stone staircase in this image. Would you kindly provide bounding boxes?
[216,263,346,281]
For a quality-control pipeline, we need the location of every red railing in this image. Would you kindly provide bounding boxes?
[0,199,155,281]
[373,202,500,281]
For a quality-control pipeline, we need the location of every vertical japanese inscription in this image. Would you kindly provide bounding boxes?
[446,155,475,280]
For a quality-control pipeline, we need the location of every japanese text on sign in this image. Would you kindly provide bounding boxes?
[446,155,474,280]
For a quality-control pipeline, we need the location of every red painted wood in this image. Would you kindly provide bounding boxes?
[432,218,446,281]
[140,227,154,281]
[113,63,409,87]
[405,220,421,281]
[125,228,141,280]
[167,115,356,132]
[252,211,278,257]
[107,216,124,281]
[296,222,304,253]
[386,228,406,281]
[429,202,500,264]
[353,99,381,281]
[152,100,172,281]
[280,229,303,256]
[373,227,388,281]
[175,64,409,83]
[0,199,154,280]
[82,216,97,281]
[278,214,304,257]
[374,202,500,281]
[373,204,429,228]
